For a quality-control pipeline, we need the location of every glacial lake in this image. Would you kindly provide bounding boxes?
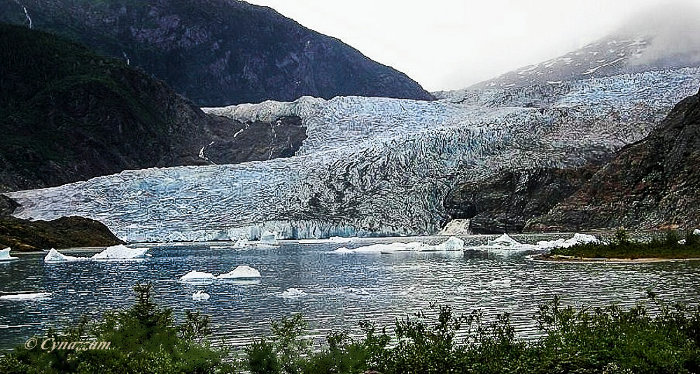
[1,234,700,351]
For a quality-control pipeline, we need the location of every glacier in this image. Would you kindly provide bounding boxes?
[7,67,700,242]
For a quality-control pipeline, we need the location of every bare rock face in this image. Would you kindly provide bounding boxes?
[0,0,433,106]
[0,215,123,251]
[443,166,600,234]
[0,24,306,192]
[527,88,700,231]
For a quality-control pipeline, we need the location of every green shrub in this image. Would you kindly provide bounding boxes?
[245,297,700,374]
[0,284,234,374]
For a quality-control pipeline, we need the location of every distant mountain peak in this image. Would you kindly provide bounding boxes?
[464,2,700,91]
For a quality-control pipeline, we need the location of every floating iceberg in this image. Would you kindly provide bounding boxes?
[334,237,464,254]
[0,292,51,300]
[329,236,352,243]
[489,279,512,288]
[91,244,148,260]
[192,291,210,301]
[299,236,353,245]
[259,231,279,245]
[433,237,465,251]
[466,234,539,253]
[218,265,261,279]
[44,248,89,263]
[537,233,598,249]
[233,238,249,249]
[487,234,522,247]
[280,288,306,299]
[180,271,217,282]
[0,248,18,261]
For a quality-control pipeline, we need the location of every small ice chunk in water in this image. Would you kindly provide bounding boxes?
[180,271,217,282]
[694,229,700,236]
[192,291,210,301]
[335,237,464,254]
[44,248,89,263]
[488,234,521,247]
[433,237,464,251]
[91,244,148,260]
[280,288,306,298]
[259,231,279,245]
[329,236,352,243]
[233,238,249,248]
[218,265,261,279]
[0,248,18,261]
[537,233,598,249]
[0,292,51,300]
[489,279,512,288]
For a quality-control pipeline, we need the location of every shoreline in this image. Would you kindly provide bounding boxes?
[532,254,700,264]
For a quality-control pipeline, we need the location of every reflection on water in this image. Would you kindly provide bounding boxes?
[1,235,699,350]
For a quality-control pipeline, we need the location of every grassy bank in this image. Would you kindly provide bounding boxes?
[546,229,700,260]
[2,285,699,373]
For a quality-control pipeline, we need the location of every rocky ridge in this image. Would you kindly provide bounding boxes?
[0,0,433,106]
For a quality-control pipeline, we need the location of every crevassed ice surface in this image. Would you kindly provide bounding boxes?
[9,68,700,242]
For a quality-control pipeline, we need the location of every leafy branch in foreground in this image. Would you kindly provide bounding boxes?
[247,297,700,374]
[2,286,699,374]
[0,284,233,374]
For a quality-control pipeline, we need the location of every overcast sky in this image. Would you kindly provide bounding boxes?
[247,0,700,91]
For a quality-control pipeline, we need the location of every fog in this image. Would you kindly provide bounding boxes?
[247,0,700,91]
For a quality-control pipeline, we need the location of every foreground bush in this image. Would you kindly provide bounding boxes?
[1,286,698,373]
[245,296,700,374]
[0,284,233,374]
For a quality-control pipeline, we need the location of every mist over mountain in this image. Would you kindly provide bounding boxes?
[449,3,700,93]
[0,0,433,106]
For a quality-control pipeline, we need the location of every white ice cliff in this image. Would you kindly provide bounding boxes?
[8,66,700,242]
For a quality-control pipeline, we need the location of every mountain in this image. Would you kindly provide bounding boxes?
[454,3,700,92]
[0,0,433,106]
[0,23,306,192]
[527,87,700,231]
[7,8,700,241]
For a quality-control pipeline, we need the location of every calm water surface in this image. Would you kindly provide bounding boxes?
[1,234,699,351]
